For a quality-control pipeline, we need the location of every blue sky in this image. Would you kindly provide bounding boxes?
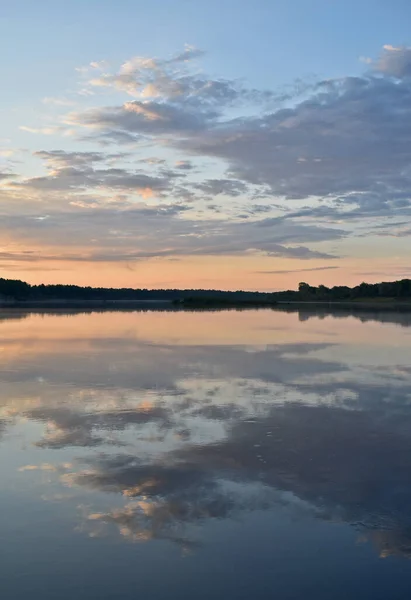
[3,1,410,93]
[1,1,411,289]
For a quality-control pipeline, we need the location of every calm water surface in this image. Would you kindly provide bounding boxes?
[2,308,411,599]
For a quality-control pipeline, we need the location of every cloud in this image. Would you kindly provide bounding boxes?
[84,46,271,111]
[0,208,344,263]
[64,45,411,230]
[6,44,411,269]
[0,141,347,265]
[83,130,144,146]
[67,100,218,138]
[256,266,339,275]
[193,178,248,197]
[175,160,193,170]
[183,74,411,213]
[0,172,16,181]
[171,44,206,63]
[11,150,178,197]
[375,45,411,78]
[20,125,67,135]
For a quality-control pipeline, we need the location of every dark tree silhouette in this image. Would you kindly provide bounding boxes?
[0,276,410,304]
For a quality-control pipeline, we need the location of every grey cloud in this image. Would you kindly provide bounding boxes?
[183,74,411,210]
[375,45,411,78]
[377,226,411,238]
[249,204,274,214]
[69,100,218,137]
[255,266,339,275]
[0,208,344,262]
[140,157,166,165]
[69,47,283,153]
[67,47,411,227]
[15,171,171,194]
[170,45,206,63]
[82,130,145,146]
[8,44,411,268]
[282,201,411,226]
[0,172,15,181]
[194,178,248,197]
[175,160,193,170]
[34,150,129,168]
[265,245,335,260]
[15,150,177,195]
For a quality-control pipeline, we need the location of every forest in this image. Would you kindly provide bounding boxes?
[0,277,410,303]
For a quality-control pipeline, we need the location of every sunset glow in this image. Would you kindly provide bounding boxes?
[1,2,410,289]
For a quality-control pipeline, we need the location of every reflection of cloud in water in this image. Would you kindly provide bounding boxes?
[4,308,411,559]
[83,482,299,548]
[0,419,7,442]
[58,396,411,556]
[26,404,171,449]
[0,339,342,390]
[0,340,348,451]
[63,454,285,544]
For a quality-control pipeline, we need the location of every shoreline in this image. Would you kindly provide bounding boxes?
[1,299,411,311]
[276,300,411,311]
[0,299,173,309]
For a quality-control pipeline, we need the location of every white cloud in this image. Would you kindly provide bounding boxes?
[20,125,68,135]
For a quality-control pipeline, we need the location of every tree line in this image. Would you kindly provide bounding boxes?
[0,276,410,302]
[292,280,411,301]
[0,278,271,302]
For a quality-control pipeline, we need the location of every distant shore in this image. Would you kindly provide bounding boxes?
[173,297,411,310]
[0,299,173,309]
[276,300,411,311]
[1,276,411,309]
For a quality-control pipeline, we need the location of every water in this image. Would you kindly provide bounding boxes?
[1,307,411,599]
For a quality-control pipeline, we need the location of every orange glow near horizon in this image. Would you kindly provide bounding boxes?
[2,254,410,291]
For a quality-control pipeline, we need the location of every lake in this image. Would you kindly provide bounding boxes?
[2,307,411,599]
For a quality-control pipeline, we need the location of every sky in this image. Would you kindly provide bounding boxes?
[1,0,411,291]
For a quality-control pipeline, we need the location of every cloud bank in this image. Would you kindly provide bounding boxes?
[4,44,411,275]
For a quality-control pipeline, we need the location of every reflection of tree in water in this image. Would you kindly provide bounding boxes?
[0,311,30,324]
[1,305,411,328]
[293,306,411,328]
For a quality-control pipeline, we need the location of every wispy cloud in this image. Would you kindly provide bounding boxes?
[255,266,339,275]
